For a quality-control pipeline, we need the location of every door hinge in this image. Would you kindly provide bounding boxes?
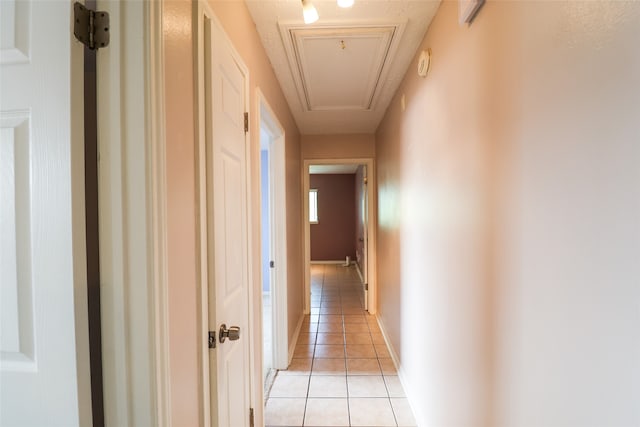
[269,260,275,268]
[244,112,249,133]
[364,283,369,291]
[249,407,254,427]
[73,2,110,50]
[208,330,216,349]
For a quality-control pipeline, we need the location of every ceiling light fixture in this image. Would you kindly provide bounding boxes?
[301,0,319,24]
[337,0,354,8]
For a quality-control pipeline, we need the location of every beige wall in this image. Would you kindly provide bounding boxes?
[375,1,640,426]
[163,0,303,425]
[163,1,200,425]
[302,134,375,160]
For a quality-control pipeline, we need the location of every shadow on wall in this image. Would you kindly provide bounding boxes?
[375,1,640,427]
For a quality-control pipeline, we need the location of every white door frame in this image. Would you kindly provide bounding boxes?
[194,2,256,425]
[303,158,377,315]
[97,0,169,425]
[257,90,289,371]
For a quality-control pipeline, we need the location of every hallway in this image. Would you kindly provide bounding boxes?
[265,264,416,426]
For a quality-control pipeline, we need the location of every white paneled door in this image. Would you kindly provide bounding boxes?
[203,12,252,426]
[1,1,88,426]
[361,165,369,310]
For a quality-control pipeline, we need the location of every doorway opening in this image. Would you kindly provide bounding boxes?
[258,91,289,396]
[303,159,377,316]
[260,135,274,388]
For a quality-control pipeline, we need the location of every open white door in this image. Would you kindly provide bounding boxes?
[199,7,252,426]
[361,165,369,310]
[1,0,90,425]
[257,91,288,373]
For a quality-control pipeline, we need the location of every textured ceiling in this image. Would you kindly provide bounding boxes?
[245,0,441,135]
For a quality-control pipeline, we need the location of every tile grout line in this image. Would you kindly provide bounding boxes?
[303,266,321,427]
[304,264,401,426]
[341,295,353,427]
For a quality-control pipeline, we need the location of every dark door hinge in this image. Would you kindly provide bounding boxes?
[249,407,254,427]
[73,2,110,50]
[364,283,368,291]
[269,260,275,268]
[244,112,249,133]
[208,330,216,349]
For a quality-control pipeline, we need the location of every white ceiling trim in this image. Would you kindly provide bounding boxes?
[279,21,407,113]
[245,0,441,135]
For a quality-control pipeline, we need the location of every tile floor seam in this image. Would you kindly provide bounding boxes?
[301,378,310,427]
[379,372,398,427]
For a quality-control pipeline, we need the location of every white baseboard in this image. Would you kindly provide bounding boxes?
[287,314,305,365]
[263,368,277,401]
[355,262,364,283]
[376,315,422,427]
[376,315,401,369]
[310,260,348,265]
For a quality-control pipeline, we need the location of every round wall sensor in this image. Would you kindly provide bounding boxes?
[417,49,431,78]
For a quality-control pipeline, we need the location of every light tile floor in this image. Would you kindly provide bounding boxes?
[265,264,417,427]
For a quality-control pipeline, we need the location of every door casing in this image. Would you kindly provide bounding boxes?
[97,0,169,426]
[257,89,289,373]
[303,158,377,315]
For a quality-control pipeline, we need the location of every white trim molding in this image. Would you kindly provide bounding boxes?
[288,314,306,365]
[257,89,289,372]
[146,0,171,425]
[98,0,167,425]
[310,260,350,265]
[376,315,421,427]
[355,261,365,284]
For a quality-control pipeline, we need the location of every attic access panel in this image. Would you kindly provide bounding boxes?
[281,24,404,112]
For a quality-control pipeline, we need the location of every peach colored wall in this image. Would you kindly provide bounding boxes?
[302,134,375,160]
[375,1,640,426]
[163,1,200,426]
[209,0,304,371]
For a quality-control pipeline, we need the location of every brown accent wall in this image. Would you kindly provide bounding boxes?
[310,174,357,261]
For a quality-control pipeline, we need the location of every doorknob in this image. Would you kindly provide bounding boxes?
[219,324,240,343]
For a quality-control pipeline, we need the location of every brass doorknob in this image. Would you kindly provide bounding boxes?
[219,324,240,343]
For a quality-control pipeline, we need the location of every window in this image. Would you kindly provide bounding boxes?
[309,189,318,223]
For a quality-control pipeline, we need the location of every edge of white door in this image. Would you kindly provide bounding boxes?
[1,1,91,424]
